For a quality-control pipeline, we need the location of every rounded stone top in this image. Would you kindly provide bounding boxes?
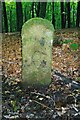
[21,17,54,35]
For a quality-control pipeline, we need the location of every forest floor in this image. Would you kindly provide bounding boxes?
[2,28,80,120]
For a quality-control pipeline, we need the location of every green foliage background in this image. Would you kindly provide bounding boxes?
[2,2,79,32]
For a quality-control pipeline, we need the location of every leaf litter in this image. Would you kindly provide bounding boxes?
[2,29,80,119]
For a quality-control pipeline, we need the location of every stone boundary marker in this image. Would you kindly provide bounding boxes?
[21,18,54,87]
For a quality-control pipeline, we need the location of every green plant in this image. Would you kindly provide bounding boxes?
[62,39,79,51]
[70,43,79,50]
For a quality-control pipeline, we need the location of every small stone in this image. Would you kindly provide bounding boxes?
[39,97,43,100]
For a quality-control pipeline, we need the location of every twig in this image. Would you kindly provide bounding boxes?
[31,99,53,111]
[31,92,54,102]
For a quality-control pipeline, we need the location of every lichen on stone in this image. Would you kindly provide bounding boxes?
[22,18,54,87]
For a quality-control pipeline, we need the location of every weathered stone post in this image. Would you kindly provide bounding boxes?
[21,18,54,87]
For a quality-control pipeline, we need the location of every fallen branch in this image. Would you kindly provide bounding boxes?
[31,92,54,102]
[31,99,54,111]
